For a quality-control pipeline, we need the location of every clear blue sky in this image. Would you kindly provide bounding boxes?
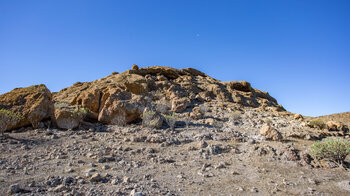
[0,0,349,117]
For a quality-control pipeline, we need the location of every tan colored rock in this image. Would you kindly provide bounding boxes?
[55,109,79,130]
[131,64,139,70]
[225,81,252,92]
[171,98,190,113]
[98,100,144,124]
[260,125,283,141]
[326,121,343,131]
[294,114,303,120]
[52,66,283,125]
[205,118,215,126]
[0,84,54,130]
[190,107,203,120]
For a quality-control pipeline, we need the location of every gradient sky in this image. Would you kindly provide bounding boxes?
[0,0,349,117]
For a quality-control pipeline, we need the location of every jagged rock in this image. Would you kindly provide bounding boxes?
[0,84,54,130]
[190,107,204,120]
[294,114,303,120]
[52,66,282,126]
[171,98,190,113]
[131,64,139,70]
[326,121,343,131]
[260,125,283,141]
[225,81,252,92]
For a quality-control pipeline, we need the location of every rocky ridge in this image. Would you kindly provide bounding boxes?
[0,65,350,195]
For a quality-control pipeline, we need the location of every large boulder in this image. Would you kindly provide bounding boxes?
[260,125,283,141]
[171,98,190,113]
[55,108,79,130]
[0,84,54,130]
[326,121,346,132]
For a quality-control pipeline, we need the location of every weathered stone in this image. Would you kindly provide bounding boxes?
[260,125,283,141]
[326,121,343,131]
[0,84,54,130]
[294,114,303,120]
[131,64,139,70]
[55,109,79,130]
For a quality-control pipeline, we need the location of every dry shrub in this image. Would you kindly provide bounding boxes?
[310,138,350,165]
[164,113,178,130]
[308,118,326,129]
[0,109,22,136]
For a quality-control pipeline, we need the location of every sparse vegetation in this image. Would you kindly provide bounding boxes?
[164,113,178,130]
[142,110,160,129]
[184,115,191,129]
[72,107,88,123]
[212,120,224,131]
[155,103,170,114]
[308,118,326,129]
[54,102,70,109]
[0,109,22,136]
[310,138,350,166]
[231,111,242,121]
[199,105,208,117]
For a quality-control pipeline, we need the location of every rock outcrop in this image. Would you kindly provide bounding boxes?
[260,125,283,141]
[0,84,54,130]
[53,66,284,124]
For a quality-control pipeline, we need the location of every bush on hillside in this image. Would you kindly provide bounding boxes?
[310,138,350,165]
[308,118,326,129]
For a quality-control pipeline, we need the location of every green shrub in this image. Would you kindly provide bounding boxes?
[310,138,350,165]
[72,107,88,122]
[142,110,158,129]
[308,118,326,129]
[0,109,22,135]
[164,113,178,130]
[54,102,70,109]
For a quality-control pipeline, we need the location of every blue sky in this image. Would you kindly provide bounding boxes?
[0,0,349,117]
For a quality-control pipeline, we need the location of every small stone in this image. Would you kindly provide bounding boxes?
[130,189,143,196]
[90,173,102,183]
[123,176,131,183]
[51,134,58,139]
[90,162,97,167]
[54,184,66,192]
[111,177,120,185]
[8,184,21,194]
[64,177,74,185]
[199,140,208,148]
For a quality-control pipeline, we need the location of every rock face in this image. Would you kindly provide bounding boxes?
[0,84,54,130]
[260,125,283,141]
[53,66,283,124]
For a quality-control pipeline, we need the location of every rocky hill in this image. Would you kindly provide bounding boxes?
[317,112,350,124]
[52,65,284,126]
[0,65,350,195]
